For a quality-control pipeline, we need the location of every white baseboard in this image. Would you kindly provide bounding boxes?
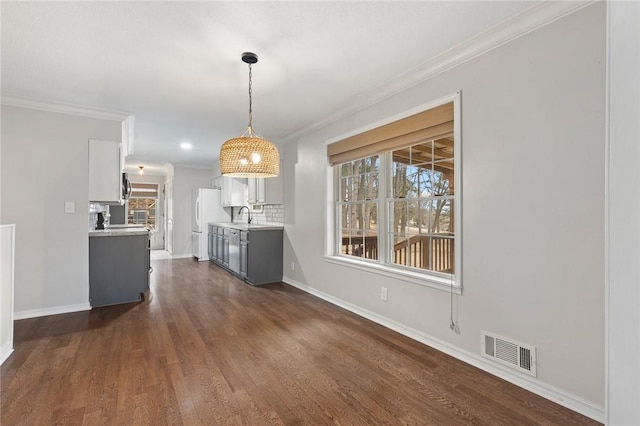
[283,276,605,423]
[171,254,193,259]
[1,342,13,366]
[14,303,91,320]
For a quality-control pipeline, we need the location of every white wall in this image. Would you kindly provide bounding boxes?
[211,157,221,180]
[283,3,606,418]
[170,165,212,257]
[606,1,640,424]
[0,126,3,224]
[1,106,121,318]
[1,224,15,364]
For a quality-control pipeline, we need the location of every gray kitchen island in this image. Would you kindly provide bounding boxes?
[89,228,150,307]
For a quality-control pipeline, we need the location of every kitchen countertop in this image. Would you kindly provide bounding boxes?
[104,224,148,229]
[89,227,150,237]
[209,222,284,231]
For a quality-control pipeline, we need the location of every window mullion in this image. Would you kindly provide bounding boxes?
[334,166,341,256]
[378,153,390,265]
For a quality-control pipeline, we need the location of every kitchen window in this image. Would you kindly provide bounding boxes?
[127,183,158,230]
[326,93,461,291]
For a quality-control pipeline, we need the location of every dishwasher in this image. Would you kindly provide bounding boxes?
[228,229,240,274]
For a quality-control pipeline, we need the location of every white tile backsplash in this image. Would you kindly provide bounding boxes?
[235,204,284,225]
[88,202,111,230]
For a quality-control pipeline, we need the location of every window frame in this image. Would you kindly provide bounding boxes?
[127,182,159,231]
[325,92,462,293]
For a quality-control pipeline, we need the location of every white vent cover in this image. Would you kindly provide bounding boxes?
[481,331,537,377]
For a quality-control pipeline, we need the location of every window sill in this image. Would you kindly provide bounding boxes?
[324,255,462,295]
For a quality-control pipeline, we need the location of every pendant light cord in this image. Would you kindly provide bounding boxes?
[247,63,253,130]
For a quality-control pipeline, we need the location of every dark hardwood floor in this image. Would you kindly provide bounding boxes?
[2,258,600,425]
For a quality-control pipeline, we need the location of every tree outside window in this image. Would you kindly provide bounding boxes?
[390,140,454,273]
[337,156,379,260]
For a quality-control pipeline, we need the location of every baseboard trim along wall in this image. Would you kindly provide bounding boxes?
[14,303,91,320]
[173,254,194,259]
[165,254,193,260]
[282,276,605,423]
[1,342,13,366]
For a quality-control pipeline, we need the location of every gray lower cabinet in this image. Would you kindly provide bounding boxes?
[208,228,215,260]
[89,233,149,307]
[208,225,227,266]
[222,228,230,267]
[239,231,248,278]
[217,230,224,264]
[209,225,282,285]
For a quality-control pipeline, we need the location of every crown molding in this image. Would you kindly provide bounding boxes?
[168,162,213,171]
[0,93,130,122]
[123,163,168,177]
[281,0,597,144]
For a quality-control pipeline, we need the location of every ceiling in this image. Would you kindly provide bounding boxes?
[1,1,536,174]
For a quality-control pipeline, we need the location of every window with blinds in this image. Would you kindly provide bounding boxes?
[327,101,453,166]
[327,94,461,289]
[127,182,158,230]
[130,183,158,198]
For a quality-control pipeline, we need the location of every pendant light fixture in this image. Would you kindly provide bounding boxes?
[138,165,144,175]
[219,52,279,178]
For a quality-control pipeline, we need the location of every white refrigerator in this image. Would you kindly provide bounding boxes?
[192,188,230,261]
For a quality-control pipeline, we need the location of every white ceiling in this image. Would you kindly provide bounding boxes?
[1,1,537,173]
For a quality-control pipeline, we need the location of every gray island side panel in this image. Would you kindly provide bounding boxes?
[246,229,283,285]
[89,233,149,307]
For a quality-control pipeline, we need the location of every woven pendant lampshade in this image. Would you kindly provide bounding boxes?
[220,129,280,178]
[220,52,280,178]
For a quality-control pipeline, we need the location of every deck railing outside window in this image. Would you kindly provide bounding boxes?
[341,233,453,273]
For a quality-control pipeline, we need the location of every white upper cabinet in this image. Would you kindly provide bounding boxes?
[88,139,122,203]
[247,178,265,204]
[247,173,283,205]
[212,159,245,207]
[219,176,246,207]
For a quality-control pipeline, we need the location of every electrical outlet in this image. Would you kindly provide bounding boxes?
[290,261,295,271]
[381,287,388,302]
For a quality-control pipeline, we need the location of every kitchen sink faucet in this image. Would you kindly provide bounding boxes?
[236,206,252,224]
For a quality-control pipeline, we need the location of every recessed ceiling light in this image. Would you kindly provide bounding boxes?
[180,142,192,150]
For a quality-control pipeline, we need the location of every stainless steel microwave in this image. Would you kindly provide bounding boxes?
[122,173,132,201]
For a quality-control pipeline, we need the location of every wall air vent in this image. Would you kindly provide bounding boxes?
[481,331,537,377]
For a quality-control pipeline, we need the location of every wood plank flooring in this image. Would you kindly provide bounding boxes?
[2,258,600,425]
